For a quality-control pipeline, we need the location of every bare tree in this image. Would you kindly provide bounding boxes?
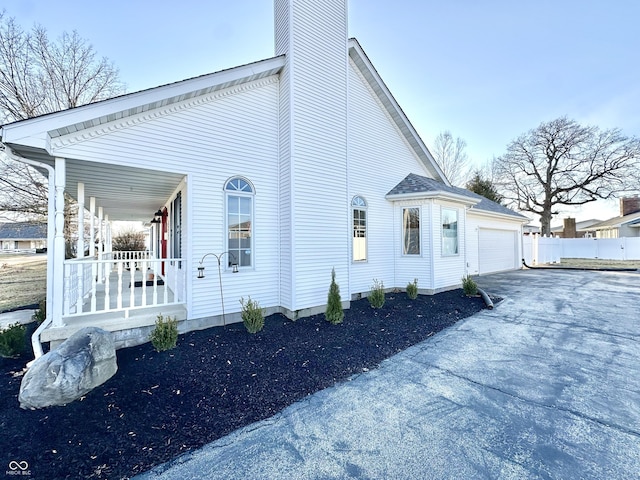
[0,10,125,220]
[431,131,470,186]
[494,117,640,235]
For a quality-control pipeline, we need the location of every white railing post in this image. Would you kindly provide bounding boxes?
[90,262,97,313]
[63,263,71,316]
[141,260,148,307]
[153,259,159,305]
[117,261,123,310]
[129,261,136,312]
[104,261,111,311]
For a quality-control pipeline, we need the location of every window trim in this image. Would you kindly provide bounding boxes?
[402,206,421,256]
[171,192,182,268]
[352,196,367,262]
[441,206,459,256]
[224,176,255,270]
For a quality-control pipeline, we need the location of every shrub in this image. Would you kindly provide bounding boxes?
[368,279,385,309]
[325,267,344,324]
[32,298,46,325]
[0,322,26,358]
[150,314,178,352]
[240,296,265,334]
[462,275,478,296]
[406,278,418,300]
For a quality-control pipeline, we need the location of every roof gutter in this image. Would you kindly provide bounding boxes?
[1,142,54,361]
[385,190,479,206]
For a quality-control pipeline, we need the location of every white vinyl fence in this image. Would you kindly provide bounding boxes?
[523,235,640,265]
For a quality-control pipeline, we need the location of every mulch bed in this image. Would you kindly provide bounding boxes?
[0,290,487,479]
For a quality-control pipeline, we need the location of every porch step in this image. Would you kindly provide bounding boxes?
[40,304,187,344]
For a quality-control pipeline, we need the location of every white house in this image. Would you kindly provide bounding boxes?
[0,0,527,357]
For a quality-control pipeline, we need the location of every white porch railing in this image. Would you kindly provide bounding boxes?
[63,253,186,318]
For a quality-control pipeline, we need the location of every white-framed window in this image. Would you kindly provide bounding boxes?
[225,177,254,268]
[171,192,182,268]
[402,207,420,255]
[441,207,458,255]
[352,196,367,262]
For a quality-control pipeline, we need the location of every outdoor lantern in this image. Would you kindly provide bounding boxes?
[154,209,163,218]
[231,264,239,273]
[197,265,205,278]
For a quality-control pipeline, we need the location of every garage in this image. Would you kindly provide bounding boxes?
[478,228,518,274]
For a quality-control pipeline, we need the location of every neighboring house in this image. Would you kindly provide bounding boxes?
[0,222,47,251]
[0,0,526,355]
[550,218,601,238]
[591,197,640,238]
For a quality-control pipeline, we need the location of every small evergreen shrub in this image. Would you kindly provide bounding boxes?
[325,268,344,324]
[150,314,178,352]
[368,279,385,309]
[240,296,265,334]
[0,322,26,358]
[462,275,478,296]
[406,278,418,300]
[32,298,46,325]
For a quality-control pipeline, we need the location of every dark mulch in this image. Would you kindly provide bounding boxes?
[0,290,487,480]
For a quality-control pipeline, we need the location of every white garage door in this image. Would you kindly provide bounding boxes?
[478,229,517,274]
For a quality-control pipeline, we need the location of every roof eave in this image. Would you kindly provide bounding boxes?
[1,55,286,149]
[467,207,530,223]
[385,191,479,205]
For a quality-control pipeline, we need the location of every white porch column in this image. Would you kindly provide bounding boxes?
[105,214,112,275]
[98,206,104,282]
[77,182,85,258]
[89,197,96,256]
[52,158,66,327]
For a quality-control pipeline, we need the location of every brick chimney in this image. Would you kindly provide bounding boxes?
[563,217,576,238]
[620,197,640,216]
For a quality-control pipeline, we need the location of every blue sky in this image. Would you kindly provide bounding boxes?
[5,0,639,221]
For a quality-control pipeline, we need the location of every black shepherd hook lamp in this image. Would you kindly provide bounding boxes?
[197,252,238,325]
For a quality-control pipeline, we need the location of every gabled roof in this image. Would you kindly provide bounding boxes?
[348,39,448,184]
[0,222,47,240]
[590,210,640,229]
[2,39,448,186]
[1,55,286,154]
[387,173,528,221]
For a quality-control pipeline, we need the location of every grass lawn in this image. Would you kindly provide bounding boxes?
[559,257,640,269]
[0,253,47,312]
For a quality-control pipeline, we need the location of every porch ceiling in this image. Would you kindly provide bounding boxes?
[64,159,184,222]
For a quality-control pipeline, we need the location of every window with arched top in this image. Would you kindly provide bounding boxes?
[225,177,254,268]
[352,196,367,262]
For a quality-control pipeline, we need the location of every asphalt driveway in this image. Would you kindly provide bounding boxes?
[137,269,640,479]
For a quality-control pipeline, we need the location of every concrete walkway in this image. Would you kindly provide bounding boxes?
[137,269,640,479]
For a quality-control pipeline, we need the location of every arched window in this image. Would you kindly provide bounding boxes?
[352,196,367,262]
[225,177,254,268]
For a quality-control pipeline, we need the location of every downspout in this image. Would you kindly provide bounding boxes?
[1,144,54,360]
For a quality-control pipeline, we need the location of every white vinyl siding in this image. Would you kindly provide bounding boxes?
[347,59,437,295]
[54,79,281,320]
[277,0,349,311]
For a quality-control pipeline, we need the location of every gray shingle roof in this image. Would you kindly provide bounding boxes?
[387,173,527,219]
[0,222,47,240]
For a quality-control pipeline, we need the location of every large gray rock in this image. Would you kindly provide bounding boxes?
[19,327,117,409]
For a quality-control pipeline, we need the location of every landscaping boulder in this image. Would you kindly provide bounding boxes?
[19,327,117,409]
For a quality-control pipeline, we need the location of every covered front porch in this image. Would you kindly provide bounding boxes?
[3,144,189,354]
